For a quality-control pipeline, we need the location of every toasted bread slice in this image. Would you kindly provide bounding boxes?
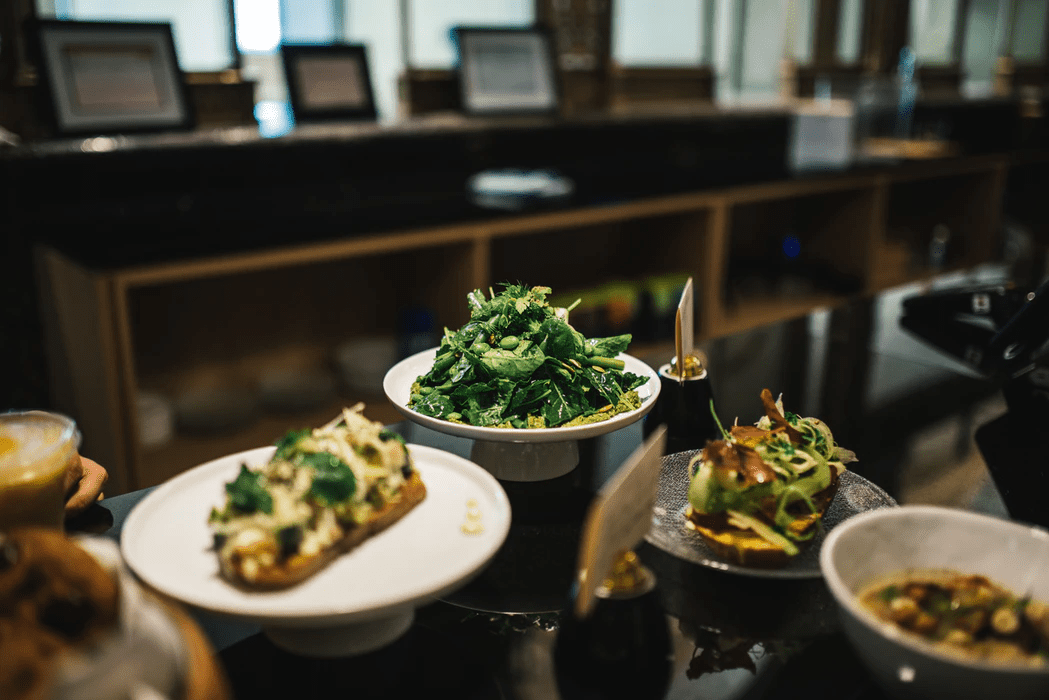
[221,471,426,590]
[685,469,841,568]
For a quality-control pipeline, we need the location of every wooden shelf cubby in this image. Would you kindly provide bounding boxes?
[36,154,1010,495]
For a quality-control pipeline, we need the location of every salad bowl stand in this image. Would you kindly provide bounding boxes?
[383,348,662,482]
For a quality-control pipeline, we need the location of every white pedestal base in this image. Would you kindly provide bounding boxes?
[470,439,579,481]
[263,609,415,657]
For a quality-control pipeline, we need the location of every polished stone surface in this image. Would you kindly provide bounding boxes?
[81,265,1038,699]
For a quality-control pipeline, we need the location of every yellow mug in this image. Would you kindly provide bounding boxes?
[0,411,80,531]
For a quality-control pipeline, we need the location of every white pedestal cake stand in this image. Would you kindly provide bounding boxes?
[383,348,661,482]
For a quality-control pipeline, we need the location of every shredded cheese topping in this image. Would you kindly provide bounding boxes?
[209,404,412,581]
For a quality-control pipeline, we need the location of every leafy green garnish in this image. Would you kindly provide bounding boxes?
[927,591,953,615]
[879,585,901,603]
[303,452,357,506]
[379,428,407,447]
[225,464,273,515]
[408,283,647,428]
[274,429,310,461]
[710,399,730,440]
[541,317,584,358]
[477,345,546,379]
[585,334,632,358]
[412,390,455,418]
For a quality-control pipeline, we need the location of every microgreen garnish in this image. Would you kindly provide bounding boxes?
[710,399,730,440]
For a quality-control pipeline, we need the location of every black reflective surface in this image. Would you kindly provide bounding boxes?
[92,266,1028,699]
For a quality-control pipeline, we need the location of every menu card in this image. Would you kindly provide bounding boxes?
[573,425,668,618]
[675,277,695,380]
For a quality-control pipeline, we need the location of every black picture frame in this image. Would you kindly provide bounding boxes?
[32,19,193,137]
[281,43,378,123]
[453,26,560,117]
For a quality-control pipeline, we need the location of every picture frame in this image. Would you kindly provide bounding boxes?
[453,26,560,117]
[281,43,378,123]
[32,20,193,137]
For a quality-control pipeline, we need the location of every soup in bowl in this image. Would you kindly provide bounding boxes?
[820,505,1049,700]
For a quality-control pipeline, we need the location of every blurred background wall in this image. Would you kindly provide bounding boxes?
[26,1,1049,124]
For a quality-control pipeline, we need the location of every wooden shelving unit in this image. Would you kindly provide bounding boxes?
[139,396,402,488]
[36,154,1010,495]
[716,294,845,340]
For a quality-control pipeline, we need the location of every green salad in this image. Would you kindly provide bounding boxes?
[408,283,648,428]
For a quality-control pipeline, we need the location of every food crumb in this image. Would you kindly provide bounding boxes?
[461,499,484,534]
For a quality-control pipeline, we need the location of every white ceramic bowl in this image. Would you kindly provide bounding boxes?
[820,505,1049,700]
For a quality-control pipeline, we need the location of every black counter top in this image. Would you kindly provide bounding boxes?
[76,269,1028,699]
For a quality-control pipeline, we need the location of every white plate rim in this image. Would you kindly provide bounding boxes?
[120,443,511,626]
[383,347,661,443]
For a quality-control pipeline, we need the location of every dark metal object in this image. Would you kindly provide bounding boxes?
[900,278,1049,380]
[553,567,672,700]
[901,277,1049,527]
[643,363,720,456]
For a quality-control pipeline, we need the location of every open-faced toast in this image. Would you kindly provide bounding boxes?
[209,404,426,590]
[684,389,856,568]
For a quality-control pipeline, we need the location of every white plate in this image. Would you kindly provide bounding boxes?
[383,347,661,443]
[121,444,511,631]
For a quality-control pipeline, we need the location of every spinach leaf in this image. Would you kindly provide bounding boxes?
[507,377,551,413]
[452,379,498,398]
[581,367,624,406]
[542,383,576,427]
[467,289,487,314]
[543,355,575,381]
[585,334,632,358]
[541,318,584,359]
[413,391,455,418]
[478,345,546,379]
[226,464,273,514]
[451,355,480,384]
[620,370,647,392]
[302,452,357,505]
[464,404,508,427]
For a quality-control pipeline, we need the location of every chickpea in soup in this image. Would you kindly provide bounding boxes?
[858,569,1049,667]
